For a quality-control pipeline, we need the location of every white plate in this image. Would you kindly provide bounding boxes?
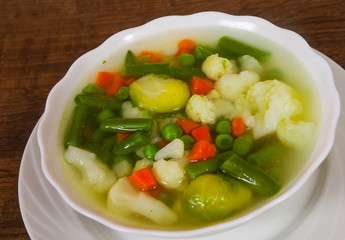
[18,52,345,240]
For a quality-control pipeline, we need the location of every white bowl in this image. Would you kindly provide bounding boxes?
[37,12,340,238]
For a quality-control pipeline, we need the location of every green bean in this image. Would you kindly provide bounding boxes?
[113,154,135,165]
[115,87,129,101]
[169,66,205,79]
[81,83,106,95]
[216,120,231,134]
[64,105,88,148]
[217,36,271,62]
[180,135,195,150]
[193,45,215,60]
[74,94,122,111]
[220,153,280,197]
[215,134,233,150]
[143,144,160,160]
[112,131,151,155]
[247,143,286,167]
[233,131,254,156]
[96,109,116,123]
[83,142,115,167]
[185,151,234,179]
[161,123,183,141]
[122,62,170,76]
[178,54,196,67]
[125,50,136,64]
[100,118,153,133]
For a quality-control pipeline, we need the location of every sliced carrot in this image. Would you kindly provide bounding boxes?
[190,76,214,95]
[187,140,216,162]
[156,138,170,148]
[176,39,195,56]
[176,118,201,135]
[95,71,113,88]
[117,132,134,143]
[107,73,124,96]
[128,167,158,191]
[232,117,247,137]
[137,50,163,63]
[191,125,212,143]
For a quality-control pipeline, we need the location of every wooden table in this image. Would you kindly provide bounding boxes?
[0,0,344,239]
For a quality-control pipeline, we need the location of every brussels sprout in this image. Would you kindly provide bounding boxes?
[129,74,190,113]
[181,174,252,221]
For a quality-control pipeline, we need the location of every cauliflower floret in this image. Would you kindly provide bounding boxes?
[277,120,317,150]
[185,94,217,124]
[202,54,238,80]
[238,55,262,74]
[243,80,302,139]
[154,138,184,160]
[215,71,260,102]
[64,146,116,193]
[152,159,186,190]
[211,98,236,119]
[206,89,221,100]
[107,177,178,225]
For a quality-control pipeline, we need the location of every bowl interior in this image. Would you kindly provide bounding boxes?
[37,12,340,238]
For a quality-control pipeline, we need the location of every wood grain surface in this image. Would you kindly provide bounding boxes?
[0,0,344,239]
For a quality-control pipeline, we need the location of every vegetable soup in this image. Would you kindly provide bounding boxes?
[60,31,320,230]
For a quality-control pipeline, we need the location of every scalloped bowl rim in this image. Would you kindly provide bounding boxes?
[37,12,340,238]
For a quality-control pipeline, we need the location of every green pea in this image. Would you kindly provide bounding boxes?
[161,123,183,141]
[178,54,196,67]
[97,109,116,123]
[143,144,160,160]
[216,120,231,134]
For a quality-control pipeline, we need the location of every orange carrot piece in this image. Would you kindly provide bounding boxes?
[176,39,195,56]
[232,117,247,137]
[176,118,201,135]
[128,167,158,191]
[95,71,113,88]
[137,50,163,63]
[190,76,214,95]
[191,125,212,143]
[117,132,134,142]
[187,140,216,162]
[107,73,124,96]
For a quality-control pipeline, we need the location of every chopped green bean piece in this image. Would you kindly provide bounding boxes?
[81,83,106,95]
[193,45,215,60]
[125,50,136,64]
[122,62,170,76]
[64,105,88,148]
[83,142,115,167]
[220,153,280,197]
[217,36,271,62]
[74,94,122,111]
[92,128,110,142]
[100,118,153,133]
[112,131,151,155]
[102,135,117,151]
[247,143,286,167]
[169,66,205,80]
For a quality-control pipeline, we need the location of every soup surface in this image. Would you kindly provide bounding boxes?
[60,30,320,230]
